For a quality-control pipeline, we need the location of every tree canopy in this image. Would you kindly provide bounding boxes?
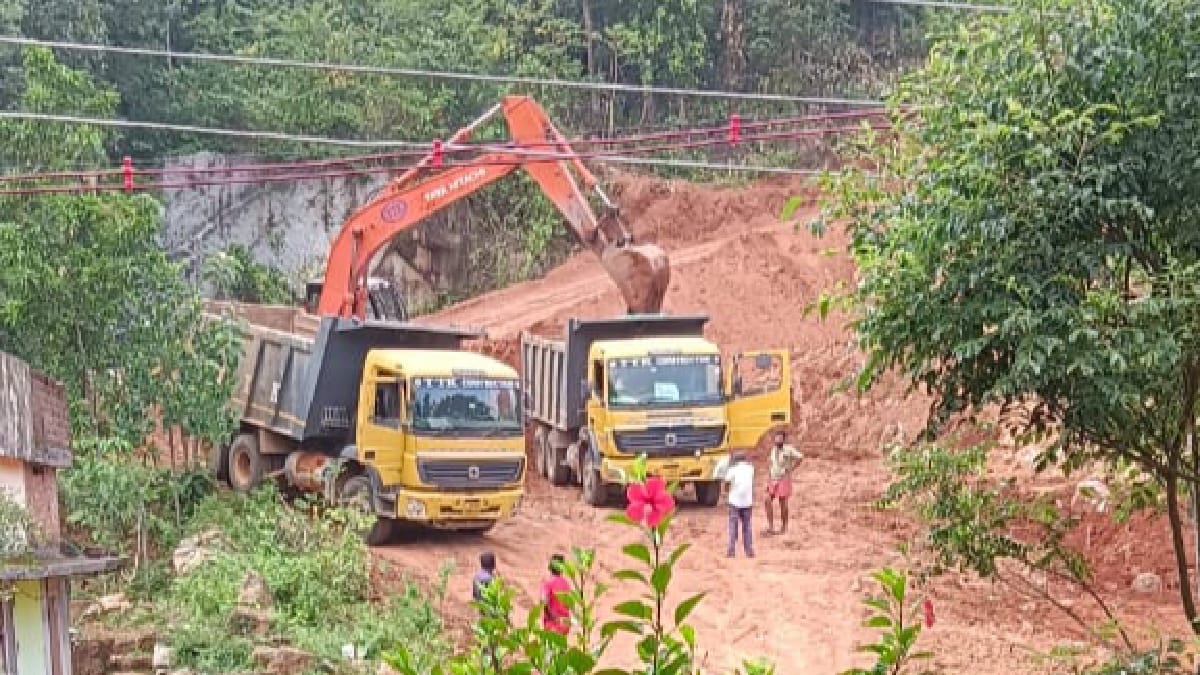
[0,48,241,449]
[825,0,1200,626]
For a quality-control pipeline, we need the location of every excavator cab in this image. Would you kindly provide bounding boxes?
[306,277,408,322]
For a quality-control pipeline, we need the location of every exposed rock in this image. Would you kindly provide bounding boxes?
[152,642,174,670]
[227,606,272,637]
[1132,572,1162,594]
[252,645,313,675]
[237,569,272,609]
[80,593,133,620]
[71,636,114,675]
[1071,478,1111,513]
[110,630,157,654]
[172,529,222,575]
[109,653,153,671]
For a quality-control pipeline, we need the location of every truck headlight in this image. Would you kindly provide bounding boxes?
[405,499,426,519]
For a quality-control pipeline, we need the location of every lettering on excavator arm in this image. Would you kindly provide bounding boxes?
[314,96,670,320]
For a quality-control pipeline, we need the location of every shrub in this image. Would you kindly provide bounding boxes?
[166,485,446,672]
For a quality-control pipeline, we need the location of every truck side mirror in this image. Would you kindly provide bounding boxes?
[732,375,743,396]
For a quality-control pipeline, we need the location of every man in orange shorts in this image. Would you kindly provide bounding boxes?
[765,431,803,535]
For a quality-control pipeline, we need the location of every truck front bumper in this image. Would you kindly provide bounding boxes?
[600,453,728,485]
[378,486,523,529]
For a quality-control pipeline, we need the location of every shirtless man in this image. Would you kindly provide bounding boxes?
[764,431,803,535]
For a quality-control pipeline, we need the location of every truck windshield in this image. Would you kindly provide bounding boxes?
[411,377,523,436]
[607,354,722,407]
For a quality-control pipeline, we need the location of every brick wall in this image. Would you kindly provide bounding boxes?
[30,370,69,454]
[0,350,70,546]
[22,463,61,543]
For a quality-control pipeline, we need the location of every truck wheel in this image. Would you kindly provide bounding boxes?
[694,480,721,507]
[547,444,572,486]
[533,428,548,478]
[581,454,607,507]
[208,442,230,485]
[338,475,395,546]
[227,433,262,493]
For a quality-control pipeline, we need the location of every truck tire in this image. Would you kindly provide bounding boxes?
[547,443,572,486]
[533,427,548,478]
[581,453,607,507]
[338,475,396,546]
[208,442,230,485]
[227,433,262,493]
[694,480,721,507]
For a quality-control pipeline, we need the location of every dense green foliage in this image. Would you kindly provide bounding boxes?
[165,487,446,673]
[1,0,931,157]
[821,0,1200,632]
[0,47,242,449]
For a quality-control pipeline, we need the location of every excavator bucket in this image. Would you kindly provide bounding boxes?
[600,243,671,314]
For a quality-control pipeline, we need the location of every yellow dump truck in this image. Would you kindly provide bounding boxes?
[206,303,525,543]
[521,314,792,506]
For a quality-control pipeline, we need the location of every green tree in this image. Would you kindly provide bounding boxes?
[820,0,1200,630]
[0,47,240,448]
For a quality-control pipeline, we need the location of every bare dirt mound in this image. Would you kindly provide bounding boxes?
[385,172,1185,673]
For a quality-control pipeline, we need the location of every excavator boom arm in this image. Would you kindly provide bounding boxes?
[315,96,669,319]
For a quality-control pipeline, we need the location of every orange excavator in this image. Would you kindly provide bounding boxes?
[312,95,670,320]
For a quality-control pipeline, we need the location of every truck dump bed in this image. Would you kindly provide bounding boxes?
[206,304,484,444]
[521,314,709,431]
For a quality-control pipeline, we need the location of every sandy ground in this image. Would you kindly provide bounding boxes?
[373,175,1190,674]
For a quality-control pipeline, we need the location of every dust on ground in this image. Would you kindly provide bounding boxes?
[386,173,1189,673]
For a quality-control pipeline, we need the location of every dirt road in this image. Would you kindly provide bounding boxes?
[377,175,1187,673]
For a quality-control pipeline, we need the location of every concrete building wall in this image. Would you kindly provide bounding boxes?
[13,580,47,675]
[0,457,26,505]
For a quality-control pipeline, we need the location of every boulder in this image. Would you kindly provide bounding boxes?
[80,593,133,620]
[1131,572,1162,594]
[152,642,174,670]
[227,606,272,637]
[252,645,313,675]
[172,530,222,575]
[237,569,272,609]
[71,636,114,675]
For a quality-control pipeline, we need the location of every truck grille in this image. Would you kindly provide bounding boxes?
[613,425,726,456]
[417,458,524,489]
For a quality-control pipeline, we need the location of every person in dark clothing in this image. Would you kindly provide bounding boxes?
[472,551,498,602]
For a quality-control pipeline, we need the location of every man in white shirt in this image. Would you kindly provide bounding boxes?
[722,451,756,558]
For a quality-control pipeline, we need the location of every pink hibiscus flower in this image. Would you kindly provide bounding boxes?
[625,476,676,528]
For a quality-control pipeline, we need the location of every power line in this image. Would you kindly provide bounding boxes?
[0,154,826,195]
[0,109,884,169]
[864,0,1013,11]
[0,35,885,108]
[0,111,429,148]
[0,114,861,192]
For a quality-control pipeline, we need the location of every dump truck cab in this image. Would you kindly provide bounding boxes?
[207,304,526,544]
[583,336,727,486]
[357,349,525,528]
[523,314,792,507]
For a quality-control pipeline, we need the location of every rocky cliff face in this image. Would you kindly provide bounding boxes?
[158,152,481,311]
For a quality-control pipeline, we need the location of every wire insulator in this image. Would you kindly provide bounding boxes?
[122,156,133,192]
